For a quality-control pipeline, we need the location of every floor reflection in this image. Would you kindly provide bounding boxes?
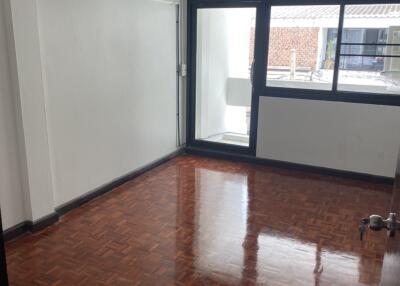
[195,169,248,281]
[177,157,391,285]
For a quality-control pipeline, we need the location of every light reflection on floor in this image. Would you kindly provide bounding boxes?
[193,166,387,285]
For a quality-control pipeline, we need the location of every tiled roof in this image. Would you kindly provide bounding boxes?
[271,4,400,19]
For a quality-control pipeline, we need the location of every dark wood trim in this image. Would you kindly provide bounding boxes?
[3,222,28,242]
[26,213,60,233]
[3,213,60,242]
[185,146,395,185]
[3,148,184,242]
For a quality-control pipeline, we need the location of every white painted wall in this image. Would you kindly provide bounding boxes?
[8,0,56,222]
[196,9,230,139]
[257,97,400,177]
[36,0,178,206]
[0,0,25,229]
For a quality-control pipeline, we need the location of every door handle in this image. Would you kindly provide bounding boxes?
[359,213,400,241]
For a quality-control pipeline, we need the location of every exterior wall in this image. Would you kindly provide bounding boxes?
[268,27,319,69]
[249,27,320,69]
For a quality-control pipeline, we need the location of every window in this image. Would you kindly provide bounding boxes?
[265,3,400,99]
[266,5,340,90]
[337,4,400,95]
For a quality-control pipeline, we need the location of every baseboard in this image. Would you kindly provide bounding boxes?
[27,212,60,233]
[185,146,394,185]
[4,145,391,242]
[3,222,28,242]
[56,148,184,215]
[3,148,184,242]
[3,212,60,242]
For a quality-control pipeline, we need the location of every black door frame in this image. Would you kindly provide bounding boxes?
[186,0,267,156]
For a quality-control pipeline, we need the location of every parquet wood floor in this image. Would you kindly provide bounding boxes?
[5,155,393,285]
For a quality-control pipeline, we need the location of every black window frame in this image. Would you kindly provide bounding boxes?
[186,0,400,155]
[262,0,400,106]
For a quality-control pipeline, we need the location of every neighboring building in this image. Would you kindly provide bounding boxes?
[249,4,400,73]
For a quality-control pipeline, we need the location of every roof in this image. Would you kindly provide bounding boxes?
[271,4,400,19]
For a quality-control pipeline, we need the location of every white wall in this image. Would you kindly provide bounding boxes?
[0,0,25,229]
[8,0,56,222]
[36,0,178,206]
[257,97,400,177]
[0,0,179,229]
[196,9,229,139]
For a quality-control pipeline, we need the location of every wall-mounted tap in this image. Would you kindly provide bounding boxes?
[359,213,400,241]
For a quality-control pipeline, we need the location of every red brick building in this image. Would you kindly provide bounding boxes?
[249,26,320,71]
[248,4,400,73]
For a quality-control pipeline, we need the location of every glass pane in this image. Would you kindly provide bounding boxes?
[338,4,400,95]
[340,44,400,57]
[195,8,256,146]
[266,5,340,90]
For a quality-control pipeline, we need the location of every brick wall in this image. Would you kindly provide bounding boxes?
[249,27,320,70]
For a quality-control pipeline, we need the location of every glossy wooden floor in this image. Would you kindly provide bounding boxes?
[6,155,393,285]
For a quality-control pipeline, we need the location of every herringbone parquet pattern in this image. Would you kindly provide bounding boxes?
[5,155,392,285]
